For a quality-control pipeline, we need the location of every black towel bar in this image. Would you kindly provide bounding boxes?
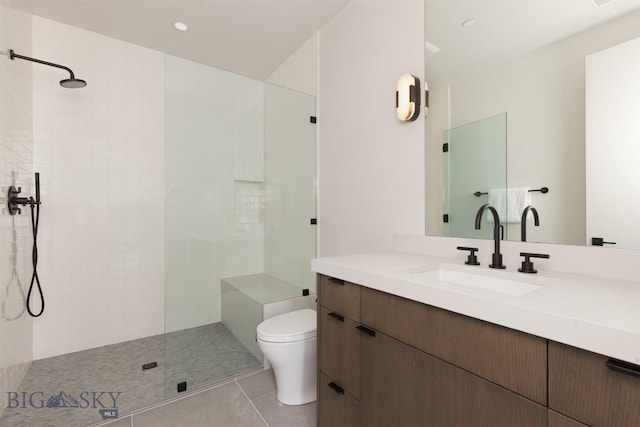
[474,187,549,197]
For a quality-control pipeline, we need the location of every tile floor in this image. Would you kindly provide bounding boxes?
[0,323,262,427]
[93,369,316,427]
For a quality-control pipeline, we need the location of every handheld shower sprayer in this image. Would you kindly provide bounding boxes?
[7,49,87,88]
[7,173,44,317]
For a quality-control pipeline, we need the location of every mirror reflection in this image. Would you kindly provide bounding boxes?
[425,0,640,248]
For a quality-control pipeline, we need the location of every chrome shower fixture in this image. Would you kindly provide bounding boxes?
[8,49,87,88]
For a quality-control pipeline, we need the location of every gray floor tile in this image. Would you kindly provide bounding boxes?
[252,392,316,427]
[94,416,132,427]
[0,322,261,427]
[237,370,276,400]
[132,383,266,427]
[164,323,261,395]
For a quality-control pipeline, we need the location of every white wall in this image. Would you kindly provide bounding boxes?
[32,17,165,358]
[317,0,425,256]
[0,0,33,415]
[267,32,318,97]
[444,9,640,246]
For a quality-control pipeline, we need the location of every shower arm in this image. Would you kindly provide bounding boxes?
[9,49,77,79]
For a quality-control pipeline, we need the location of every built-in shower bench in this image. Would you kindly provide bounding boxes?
[221,273,315,368]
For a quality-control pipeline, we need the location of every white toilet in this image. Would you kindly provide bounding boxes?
[256,308,317,405]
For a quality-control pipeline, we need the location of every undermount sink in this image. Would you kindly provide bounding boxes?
[399,264,543,296]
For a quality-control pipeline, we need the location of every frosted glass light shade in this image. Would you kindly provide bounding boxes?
[396,73,421,122]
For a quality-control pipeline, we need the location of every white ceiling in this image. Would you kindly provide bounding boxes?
[20,0,350,81]
[426,0,640,89]
[20,0,640,85]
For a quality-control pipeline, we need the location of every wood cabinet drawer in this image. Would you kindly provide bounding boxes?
[361,286,547,404]
[318,274,360,321]
[549,341,640,427]
[318,372,361,427]
[548,410,589,427]
[319,306,361,398]
[361,328,547,427]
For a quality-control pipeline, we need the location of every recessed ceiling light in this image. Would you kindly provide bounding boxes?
[174,22,189,32]
[461,19,476,28]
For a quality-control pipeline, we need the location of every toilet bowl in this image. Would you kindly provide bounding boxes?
[256,308,317,405]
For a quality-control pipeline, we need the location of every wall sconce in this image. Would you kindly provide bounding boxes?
[396,73,421,122]
[424,80,429,118]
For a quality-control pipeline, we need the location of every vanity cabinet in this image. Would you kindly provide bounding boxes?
[318,275,362,427]
[360,327,546,427]
[318,274,360,321]
[548,411,589,427]
[361,286,547,404]
[319,306,360,398]
[549,341,640,426]
[319,372,361,427]
[317,274,547,426]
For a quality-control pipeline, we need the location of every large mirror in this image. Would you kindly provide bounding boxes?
[425,0,640,248]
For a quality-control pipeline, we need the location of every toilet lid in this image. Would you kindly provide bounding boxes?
[257,309,317,343]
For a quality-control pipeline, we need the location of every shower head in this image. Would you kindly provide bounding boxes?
[8,49,87,89]
[60,77,87,89]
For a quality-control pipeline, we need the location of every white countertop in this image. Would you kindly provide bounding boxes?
[312,251,640,365]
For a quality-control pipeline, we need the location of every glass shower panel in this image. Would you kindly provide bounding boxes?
[164,55,264,395]
[426,86,451,238]
[445,112,507,239]
[163,58,317,397]
[263,83,317,293]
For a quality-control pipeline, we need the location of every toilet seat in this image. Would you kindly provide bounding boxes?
[257,309,316,343]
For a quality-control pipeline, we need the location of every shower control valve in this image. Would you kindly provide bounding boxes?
[7,185,39,216]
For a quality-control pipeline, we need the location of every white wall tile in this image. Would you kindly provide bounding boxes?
[32,17,165,359]
[0,0,34,416]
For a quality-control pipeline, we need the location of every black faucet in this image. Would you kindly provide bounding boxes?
[474,204,505,269]
[521,205,539,242]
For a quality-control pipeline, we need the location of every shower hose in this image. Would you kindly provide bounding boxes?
[26,193,44,317]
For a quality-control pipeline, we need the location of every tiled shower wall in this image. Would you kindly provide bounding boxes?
[0,1,34,415]
[32,17,165,359]
[6,13,316,364]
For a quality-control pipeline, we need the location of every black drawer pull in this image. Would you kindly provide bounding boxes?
[328,277,345,285]
[328,381,344,395]
[328,312,344,322]
[356,325,376,337]
[606,358,640,378]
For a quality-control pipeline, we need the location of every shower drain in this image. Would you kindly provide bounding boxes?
[142,361,158,370]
